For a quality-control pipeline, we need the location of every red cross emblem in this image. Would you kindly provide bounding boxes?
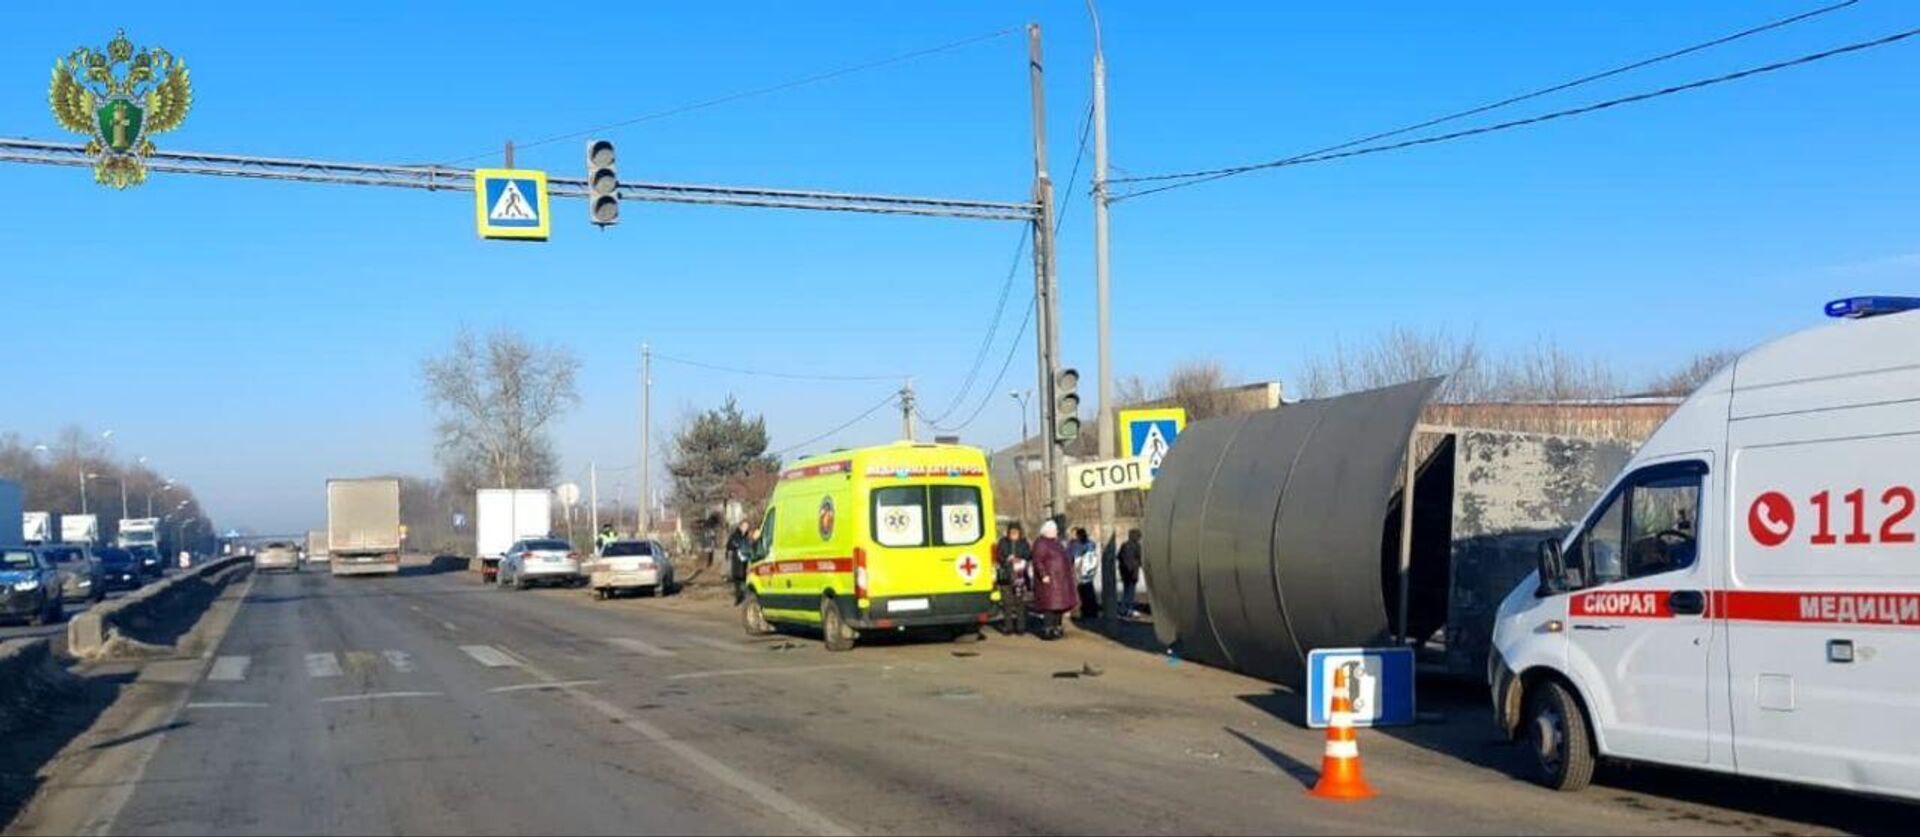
[956,554,979,583]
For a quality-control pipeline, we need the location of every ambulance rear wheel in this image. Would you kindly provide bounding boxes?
[1524,679,1596,792]
[820,598,857,653]
[742,591,774,636]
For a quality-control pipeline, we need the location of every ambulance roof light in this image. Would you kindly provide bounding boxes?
[1825,296,1920,319]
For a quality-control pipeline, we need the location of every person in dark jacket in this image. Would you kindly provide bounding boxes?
[1029,520,1078,640]
[1117,528,1143,618]
[726,521,753,605]
[993,523,1032,635]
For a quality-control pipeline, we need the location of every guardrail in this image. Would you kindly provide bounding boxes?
[67,556,252,659]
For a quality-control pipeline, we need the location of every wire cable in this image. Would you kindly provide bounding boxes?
[922,226,1031,424]
[1114,21,1920,202]
[446,27,1020,164]
[1110,0,1862,188]
[772,392,901,458]
[651,352,900,382]
[930,295,1036,434]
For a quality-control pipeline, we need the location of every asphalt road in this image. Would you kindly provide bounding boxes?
[8,562,1908,835]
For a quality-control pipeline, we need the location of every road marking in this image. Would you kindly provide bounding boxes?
[681,635,755,654]
[509,657,850,837]
[607,637,677,658]
[305,652,343,679]
[460,645,519,668]
[668,664,864,682]
[383,650,415,673]
[184,701,270,710]
[317,691,443,704]
[488,679,602,694]
[342,650,380,672]
[207,656,250,682]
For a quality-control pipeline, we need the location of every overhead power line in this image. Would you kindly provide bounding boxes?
[1111,0,1859,188]
[1113,21,1920,202]
[773,392,901,458]
[928,295,1036,434]
[447,26,1020,164]
[650,351,900,382]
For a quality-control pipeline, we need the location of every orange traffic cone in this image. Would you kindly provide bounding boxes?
[1309,664,1376,800]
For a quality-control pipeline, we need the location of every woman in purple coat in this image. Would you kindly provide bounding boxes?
[1028,520,1078,640]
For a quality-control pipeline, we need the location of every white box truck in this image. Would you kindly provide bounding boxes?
[116,517,160,550]
[327,478,401,577]
[475,488,553,583]
[22,511,57,545]
[60,514,99,545]
[1492,296,1920,801]
[305,529,330,563]
[0,482,22,547]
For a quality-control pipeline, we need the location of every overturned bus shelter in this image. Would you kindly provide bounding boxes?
[1143,380,1633,690]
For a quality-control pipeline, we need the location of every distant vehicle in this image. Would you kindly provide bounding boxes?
[0,482,22,547]
[39,543,104,603]
[60,514,100,545]
[476,489,552,583]
[126,544,166,580]
[328,478,402,577]
[305,529,329,563]
[256,541,300,573]
[498,538,580,590]
[21,511,57,545]
[744,441,997,652]
[1493,297,1920,802]
[92,547,146,592]
[116,517,160,552]
[587,539,674,600]
[0,546,64,626]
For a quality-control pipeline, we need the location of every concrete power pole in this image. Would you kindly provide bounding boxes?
[641,344,652,534]
[1088,0,1119,637]
[900,378,916,442]
[1027,23,1065,521]
[589,461,599,541]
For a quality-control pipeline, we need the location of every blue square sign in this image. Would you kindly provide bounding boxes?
[1306,647,1415,728]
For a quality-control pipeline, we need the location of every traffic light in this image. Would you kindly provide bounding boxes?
[587,139,618,227]
[1053,367,1081,443]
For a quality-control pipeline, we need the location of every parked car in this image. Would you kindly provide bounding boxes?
[256,541,300,573]
[126,544,166,581]
[498,538,581,590]
[39,543,104,603]
[93,546,146,592]
[588,539,675,600]
[0,546,63,626]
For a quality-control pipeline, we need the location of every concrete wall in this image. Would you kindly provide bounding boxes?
[67,556,251,658]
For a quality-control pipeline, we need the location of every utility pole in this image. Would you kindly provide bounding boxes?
[1027,22,1065,522]
[641,343,652,535]
[900,378,917,441]
[1089,0,1119,638]
[589,461,599,542]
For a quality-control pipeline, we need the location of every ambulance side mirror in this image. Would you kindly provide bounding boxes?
[1536,538,1566,596]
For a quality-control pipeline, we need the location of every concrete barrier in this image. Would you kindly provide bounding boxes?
[68,556,252,659]
[0,638,74,733]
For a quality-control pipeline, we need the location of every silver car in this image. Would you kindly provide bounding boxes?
[498,538,581,590]
[39,544,105,604]
[256,541,301,573]
[587,539,675,600]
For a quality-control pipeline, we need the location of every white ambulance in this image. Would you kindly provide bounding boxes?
[1490,296,1920,801]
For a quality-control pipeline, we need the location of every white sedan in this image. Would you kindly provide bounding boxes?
[498,538,582,590]
[586,539,675,600]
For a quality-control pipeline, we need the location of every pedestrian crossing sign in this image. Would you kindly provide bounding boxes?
[1117,407,1186,483]
[473,168,550,240]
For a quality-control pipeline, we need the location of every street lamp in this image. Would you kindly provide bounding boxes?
[1010,389,1034,525]
[146,481,175,517]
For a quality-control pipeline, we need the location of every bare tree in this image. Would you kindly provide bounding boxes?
[1115,360,1242,421]
[421,328,581,489]
[1298,328,1618,403]
[1494,339,1617,401]
[1645,349,1737,397]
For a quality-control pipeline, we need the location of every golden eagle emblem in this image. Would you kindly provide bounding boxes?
[49,30,192,188]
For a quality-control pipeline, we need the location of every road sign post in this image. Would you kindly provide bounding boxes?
[473,168,551,240]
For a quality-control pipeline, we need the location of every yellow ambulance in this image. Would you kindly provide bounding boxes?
[742,441,1000,651]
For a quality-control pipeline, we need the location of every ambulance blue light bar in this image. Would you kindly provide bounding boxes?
[1825,296,1920,319]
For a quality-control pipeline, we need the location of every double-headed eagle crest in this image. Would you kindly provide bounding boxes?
[49,30,192,188]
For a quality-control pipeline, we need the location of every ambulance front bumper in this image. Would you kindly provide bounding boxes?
[856,591,997,629]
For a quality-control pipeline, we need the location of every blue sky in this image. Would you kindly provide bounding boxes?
[3,1,1917,533]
